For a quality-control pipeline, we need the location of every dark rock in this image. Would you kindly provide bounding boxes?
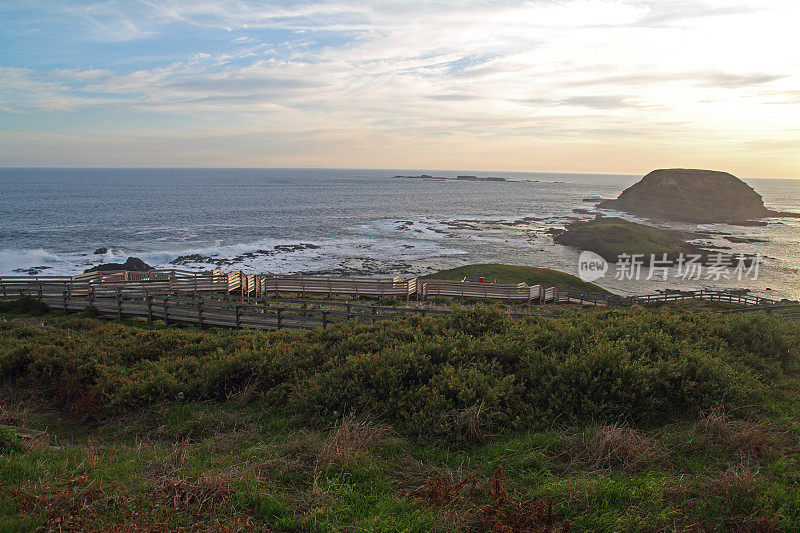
[597,169,794,224]
[455,175,507,182]
[723,236,768,244]
[85,257,152,273]
[13,266,52,275]
[93,247,108,255]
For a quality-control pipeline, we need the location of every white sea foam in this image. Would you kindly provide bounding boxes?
[0,249,62,274]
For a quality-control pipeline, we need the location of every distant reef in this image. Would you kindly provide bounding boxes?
[394,175,509,182]
[598,168,799,224]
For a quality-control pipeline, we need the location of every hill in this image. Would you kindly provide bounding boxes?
[419,263,606,292]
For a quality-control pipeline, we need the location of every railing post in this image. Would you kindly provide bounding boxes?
[323,311,329,328]
[277,308,282,329]
[147,294,153,324]
[63,290,68,311]
[38,282,43,300]
[235,305,241,329]
[116,286,122,320]
[346,304,352,320]
[90,285,95,307]
[197,300,204,329]
[371,307,377,324]
[163,298,169,326]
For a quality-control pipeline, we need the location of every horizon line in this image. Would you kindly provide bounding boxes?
[1,165,797,180]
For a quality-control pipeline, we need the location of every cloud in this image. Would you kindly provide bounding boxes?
[2,0,800,176]
[563,96,633,109]
[698,72,785,88]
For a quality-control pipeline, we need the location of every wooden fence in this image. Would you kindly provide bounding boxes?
[2,274,798,330]
[2,269,796,329]
[628,290,779,307]
[420,279,548,302]
[4,282,562,331]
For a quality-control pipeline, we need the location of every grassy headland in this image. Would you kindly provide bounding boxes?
[420,263,605,293]
[553,216,708,263]
[1,300,799,531]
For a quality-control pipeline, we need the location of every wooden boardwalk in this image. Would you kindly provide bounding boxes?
[0,269,792,331]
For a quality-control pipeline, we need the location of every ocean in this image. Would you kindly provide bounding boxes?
[1,168,799,299]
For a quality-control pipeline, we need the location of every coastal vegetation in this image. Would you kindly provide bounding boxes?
[1,300,799,531]
[419,263,605,293]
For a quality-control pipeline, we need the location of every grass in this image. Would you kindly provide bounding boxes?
[419,263,606,293]
[1,301,799,531]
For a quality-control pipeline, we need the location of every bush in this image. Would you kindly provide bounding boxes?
[377,296,401,307]
[0,296,49,316]
[0,426,23,454]
[0,307,796,439]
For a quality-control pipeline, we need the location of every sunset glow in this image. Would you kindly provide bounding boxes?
[1,1,799,177]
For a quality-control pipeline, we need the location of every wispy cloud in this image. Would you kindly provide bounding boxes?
[1,0,799,176]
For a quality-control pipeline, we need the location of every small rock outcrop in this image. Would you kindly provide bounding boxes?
[84,257,152,273]
[598,169,778,224]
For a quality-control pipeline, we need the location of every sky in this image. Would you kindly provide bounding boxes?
[1,0,799,177]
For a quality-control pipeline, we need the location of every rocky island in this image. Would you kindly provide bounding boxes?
[394,175,509,182]
[598,168,798,224]
[553,216,728,264]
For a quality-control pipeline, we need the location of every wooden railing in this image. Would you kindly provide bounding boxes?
[2,269,796,326]
[2,283,558,331]
[419,279,548,302]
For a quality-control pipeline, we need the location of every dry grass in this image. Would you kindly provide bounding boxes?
[693,411,782,458]
[411,465,572,533]
[11,474,123,533]
[169,437,191,469]
[708,463,759,500]
[156,472,235,516]
[443,401,491,445]
[315,414,392,469]
[557,423,666,472]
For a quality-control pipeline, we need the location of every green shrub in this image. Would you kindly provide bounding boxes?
[0,426,23,454]
[0,296,49,316]
[377,296,401,307]
[0,307,796,440]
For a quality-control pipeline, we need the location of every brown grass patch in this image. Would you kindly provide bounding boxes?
[557,423,665,472]
[694,411,782,458]
[315,414,391,469]
[411,464,571,532]
[11,474,123,533]
[156,472,235,516]
[709,463,759,500]
[443,400,491,445]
